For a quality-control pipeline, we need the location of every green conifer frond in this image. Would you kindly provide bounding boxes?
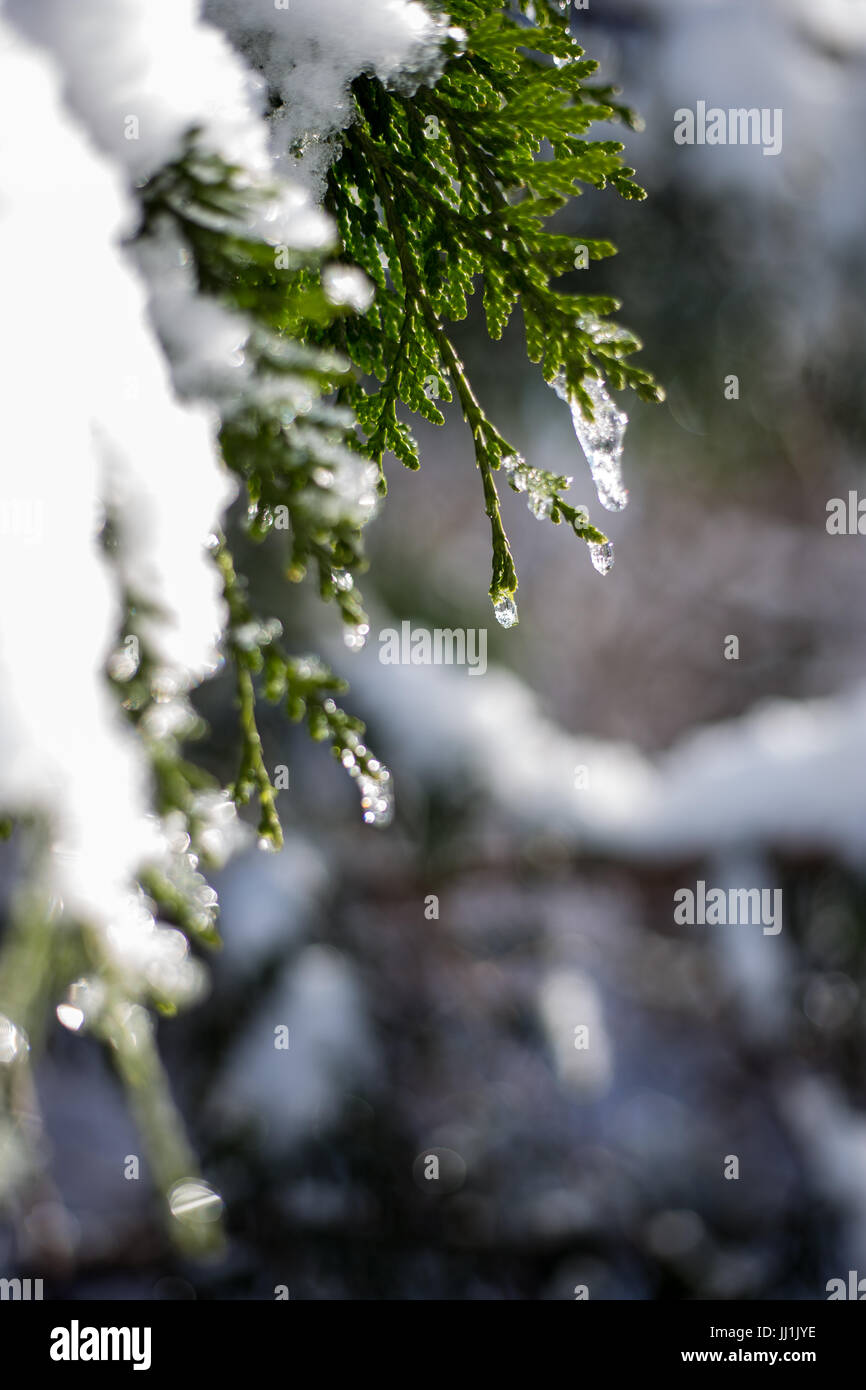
[315,0,662,611]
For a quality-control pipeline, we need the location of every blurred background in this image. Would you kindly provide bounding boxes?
[4,0,866,1299]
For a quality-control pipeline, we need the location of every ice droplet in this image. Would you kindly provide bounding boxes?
[0,1013,27,1065]
[589,541,615,575]
[502,454,526,491]
[358,771,394,826]
[528,491,552,520]
[503,455,556,520]
[56,1004,85,1032]
[344,622,370,651]
[169,1178,224,1224]
[552,373,629,512]
[493,594,518,628]
[56,978,105,1033]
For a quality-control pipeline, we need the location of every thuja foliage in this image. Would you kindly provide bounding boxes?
[315,0,663,607]
[137,139,395,847]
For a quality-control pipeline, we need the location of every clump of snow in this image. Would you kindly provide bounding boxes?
[0,16,262,1010]
[7,0,273,183]
[133,226,253,402]
[323,265,375,314]
[204,0,446,196]
[0,19,189,970]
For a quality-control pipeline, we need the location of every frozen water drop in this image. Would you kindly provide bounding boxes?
[528,491,552,520]
[502,453,529,491]
[493,594,518,628]
[55,977,105,1033]
[0,1013,27,1065]
[589,541,615,576]
[169,1178,224,1224]
[344,622,370,651]
[356,770,394,826]
[107,639,139,682]
[552,373,629,512]
[56,1004,85,1032]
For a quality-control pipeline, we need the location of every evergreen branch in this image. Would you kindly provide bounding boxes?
[317,0,663,613]
[215,535,393,836]
[422,317,518,602]
[357,122,516,601]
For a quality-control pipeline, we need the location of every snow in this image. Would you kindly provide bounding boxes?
[782,1077,866,1268]
[537,969,614,1097]
[0,22,152,910]
[0,17,239,1007]
[7,0,274,183]
[133,228,252,402]
[6,0,336,412]
[340,619,866,868]
[216,944,379,1144]
[205,0,446,197]
[323,265,376,314]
